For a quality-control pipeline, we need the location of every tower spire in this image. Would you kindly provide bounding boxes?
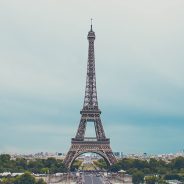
[90,18,93,31]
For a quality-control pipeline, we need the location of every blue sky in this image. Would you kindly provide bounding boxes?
[0,0,184,154]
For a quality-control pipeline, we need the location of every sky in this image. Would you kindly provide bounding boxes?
[0,0,184,155]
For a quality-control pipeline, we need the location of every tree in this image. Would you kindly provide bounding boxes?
[70,160,82,171]
[0,156,67,174]
[133,159,148,170]
[40,168,49,174]
[132,171,144,184]
[145,176,157,184]
[0,154,11,163]
[15,158,27,170]
[142,168,151,174]
[164,174,181,180]
[1,177,16,184]
[14,172,36,184]
[109,164,120,172]
[171,157,184,170]
[149,159,158,173]
[0,154,15,173]
[1,173,47,184]
[93,159,108,170]
[36,179,46,184]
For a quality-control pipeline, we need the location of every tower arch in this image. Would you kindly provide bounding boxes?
[69,151,110,169]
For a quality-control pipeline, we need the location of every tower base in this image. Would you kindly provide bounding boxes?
[64,138,117,169]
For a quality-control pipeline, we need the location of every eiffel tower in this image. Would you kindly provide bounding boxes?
[64,22,117,169]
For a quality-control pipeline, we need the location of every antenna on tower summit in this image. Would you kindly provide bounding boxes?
[90,18,93,31]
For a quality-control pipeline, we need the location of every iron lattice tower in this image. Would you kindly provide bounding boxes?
[64,23,117,168]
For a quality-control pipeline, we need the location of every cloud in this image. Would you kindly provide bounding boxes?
[105,123,184,154]
[0,0,184,153]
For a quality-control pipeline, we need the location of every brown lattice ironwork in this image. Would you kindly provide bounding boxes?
[64,24,116,168]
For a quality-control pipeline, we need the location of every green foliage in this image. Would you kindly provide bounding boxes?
[2,177,16,184]
[14,172,36,184]
[1,172,46,184]
[36,179,46,184]
[117,158,149,173]
[15,158,28,171]
[0,154,67,174]
[109,163,120,172]
[0,155,11,163]
[109,156,184,183]
[171,157,184,170]
[145,176,157,184]
[164,174,181,180]
[0,154,16,173]
[111,157,184,174]
[92,156,184,180]
[70,160,82,171]
[93,159,108,170]
[132,171,144,184]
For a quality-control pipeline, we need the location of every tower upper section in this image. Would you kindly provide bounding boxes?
[82,23,100,113]
[87,24,96,40]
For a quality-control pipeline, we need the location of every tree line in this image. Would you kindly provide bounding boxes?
[0,172,46,184]
[92,156,184,183]
[109,157,184,183]
[1,154,184,183]
[0,154,67,174]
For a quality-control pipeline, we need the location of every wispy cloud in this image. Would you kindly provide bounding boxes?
[0,0,184,154]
